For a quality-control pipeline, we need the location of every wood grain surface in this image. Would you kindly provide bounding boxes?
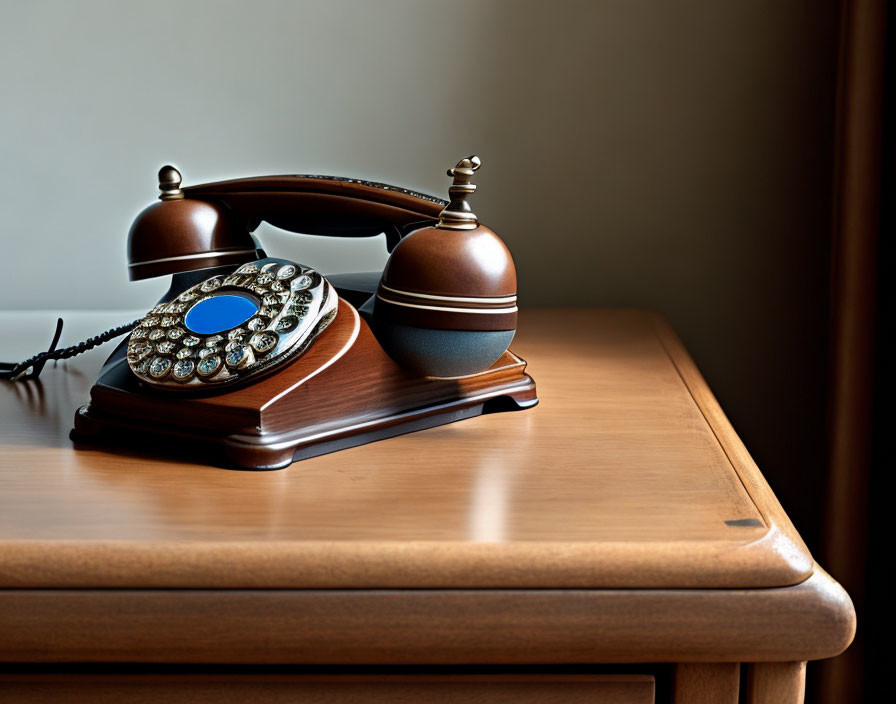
[672,664,739,704]
[0,309,816,590]
[745,662,806,704]
[0,674,655,704]
[0,571,854,664]
[0,308,855,670]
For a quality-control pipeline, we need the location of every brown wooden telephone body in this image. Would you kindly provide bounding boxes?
[73,159,537,469]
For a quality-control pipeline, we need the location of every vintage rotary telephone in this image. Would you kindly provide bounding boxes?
[2,157,537,469]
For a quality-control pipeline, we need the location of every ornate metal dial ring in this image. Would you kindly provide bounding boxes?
[126,258,337,389]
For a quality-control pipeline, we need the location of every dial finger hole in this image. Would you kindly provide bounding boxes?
[200,277,223,293]
[197,354,223,378]
[274,315,298,333]
[247,316,269,332]
[276,264,297,280]
[290,274,313,291]
[225,344,254,369]
[249,331,279,354]
[148,356,172,379]
[172,359,196,382]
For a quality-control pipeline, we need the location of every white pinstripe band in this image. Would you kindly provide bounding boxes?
[130,249,258,268]
[378,283,517,305]
[376,294,518,315]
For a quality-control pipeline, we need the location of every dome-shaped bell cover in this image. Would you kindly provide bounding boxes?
[372,155,519,377]
[127,166,259,281]
[377,222,517,332]
[383,223,516,297]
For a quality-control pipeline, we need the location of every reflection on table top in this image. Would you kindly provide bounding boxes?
[0,308,809,590]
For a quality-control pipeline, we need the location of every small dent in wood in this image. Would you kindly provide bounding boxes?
[725,518,763,527]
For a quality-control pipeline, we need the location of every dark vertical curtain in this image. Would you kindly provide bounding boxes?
[862,2,895,699]
[817,1,886,702]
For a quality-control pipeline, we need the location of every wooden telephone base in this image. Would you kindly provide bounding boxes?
[73,299,537,470]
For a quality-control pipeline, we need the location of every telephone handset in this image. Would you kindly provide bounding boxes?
[6,157,537,468]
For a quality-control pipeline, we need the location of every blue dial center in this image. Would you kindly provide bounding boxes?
[184,294,259,335]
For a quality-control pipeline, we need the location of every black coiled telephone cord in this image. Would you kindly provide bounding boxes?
[0,318,138,381]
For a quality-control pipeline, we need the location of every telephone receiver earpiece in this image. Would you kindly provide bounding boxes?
[126,158,517,377]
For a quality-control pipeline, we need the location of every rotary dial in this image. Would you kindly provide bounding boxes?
[126,258,337,389]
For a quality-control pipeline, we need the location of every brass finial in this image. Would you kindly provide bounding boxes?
[158,165,184,201]
[437,155,482,230]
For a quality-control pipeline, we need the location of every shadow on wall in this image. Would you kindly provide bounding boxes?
[470,1,839,555]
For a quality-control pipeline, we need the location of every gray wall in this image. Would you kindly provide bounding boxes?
[0,0,838,546]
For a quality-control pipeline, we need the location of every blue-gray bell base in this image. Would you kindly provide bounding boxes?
[374,322,516,378]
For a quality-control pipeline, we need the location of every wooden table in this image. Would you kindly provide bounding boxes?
[0,309,854,703]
